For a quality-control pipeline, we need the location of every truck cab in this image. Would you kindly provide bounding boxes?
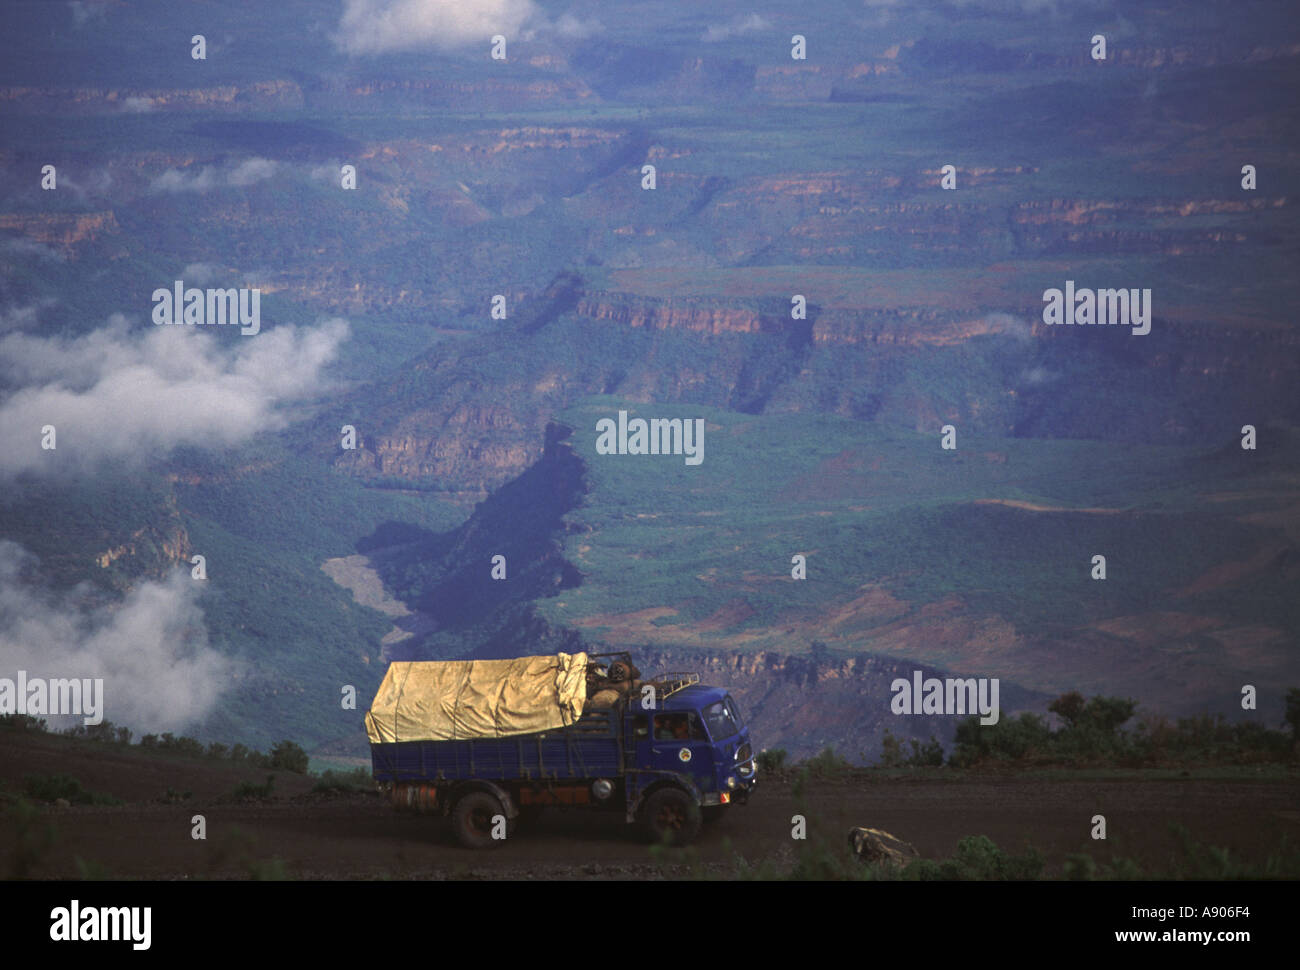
[625,684,757,822]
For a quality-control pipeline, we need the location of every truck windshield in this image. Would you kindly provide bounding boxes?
[701,697,741,740]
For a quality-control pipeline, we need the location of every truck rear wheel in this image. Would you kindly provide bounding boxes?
[453,791,511,850]
[641,788,702,846]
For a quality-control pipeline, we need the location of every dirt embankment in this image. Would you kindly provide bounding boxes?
[4,729,1295,879]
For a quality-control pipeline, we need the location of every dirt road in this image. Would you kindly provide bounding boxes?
[9,771,1298,879]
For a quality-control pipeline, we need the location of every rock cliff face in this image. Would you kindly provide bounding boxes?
[611,646,1048,762]
[1036,42,1300,70]
[10,185,1279,284]
[336,77,594,107]
[0,211,119,256]
[94,520,190,572]
[0,77,595,113]
[0,80,305,112]
[87,492,191,587]
[351,420,539,491]
[574,295,777,335]
[334,264,1299,493]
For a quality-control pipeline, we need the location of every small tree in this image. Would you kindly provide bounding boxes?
[879,730,905,768]
[1048,691,1086,727]
[268,740,309,774]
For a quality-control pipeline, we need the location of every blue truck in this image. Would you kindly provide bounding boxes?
[367,652,757,848]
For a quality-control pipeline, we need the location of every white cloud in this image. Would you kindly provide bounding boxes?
[57,167,115,201]
[68,1,108,28]
[553,12,600,39]
[309,161,343,183]
[150,158,277,194]
[1,238,65,262]
[0,541,237,735]
[120,96,154,113]
[0,299,57,334]
[946,0,1112,11]
[1019,365,1060,386]
[703,14,771,42]
[228,157,277,187]
[982,312,1034,341]
[151,167,217,193]
[180,262,222,285]
[335,0,539,54]
[0,315,350,479]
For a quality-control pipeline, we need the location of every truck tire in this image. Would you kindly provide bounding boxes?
[453,791,511,850]
[641,788,702,846]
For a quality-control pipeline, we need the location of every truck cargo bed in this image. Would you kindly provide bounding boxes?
[371,707,623,783]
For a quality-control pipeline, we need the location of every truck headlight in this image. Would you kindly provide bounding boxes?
[726,776,737,790]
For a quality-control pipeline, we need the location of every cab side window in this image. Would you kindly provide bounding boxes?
[653,713,708,741]
[653,713,690,740]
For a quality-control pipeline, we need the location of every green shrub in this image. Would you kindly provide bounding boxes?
[312,768,375,794]
[947,690,1297,767]
[268,740,309,774]
[3,798,57,879]
[880,730,944,767]
[756,748,787,774]
[62,720,130,745]
[949,711,1053,766]
[0,714,47,733]
[23,774,121,806]
[1062,826,1300,880]
[799,746,851,778]
[230,775,277,801]
[156,734,206,758]
[902,836,1043,881]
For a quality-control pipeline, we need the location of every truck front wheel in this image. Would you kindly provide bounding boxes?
[453,791,512,850]
[641,788,702,846]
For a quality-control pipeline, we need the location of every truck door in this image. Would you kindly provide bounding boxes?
[648,712,710,781]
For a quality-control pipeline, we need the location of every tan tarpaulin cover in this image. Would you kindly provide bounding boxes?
[365,653,588,743]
